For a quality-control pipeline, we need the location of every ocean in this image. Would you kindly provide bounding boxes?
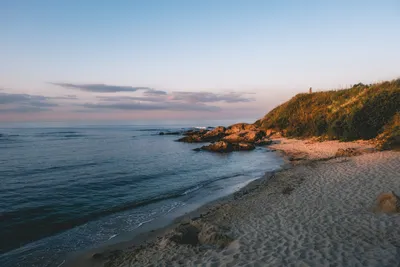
[0,122,283,267]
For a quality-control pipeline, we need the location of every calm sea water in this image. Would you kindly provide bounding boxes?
[0,122,283,267]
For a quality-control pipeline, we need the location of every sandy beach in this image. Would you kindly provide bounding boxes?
[67,138,400,267]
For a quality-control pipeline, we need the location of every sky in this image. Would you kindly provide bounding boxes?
[1,0,399,122]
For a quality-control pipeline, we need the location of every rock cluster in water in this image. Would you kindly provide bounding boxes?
[177,123,272,153]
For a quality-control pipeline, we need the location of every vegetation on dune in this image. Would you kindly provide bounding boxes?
[255,79,400,149]
[375,112,400,150]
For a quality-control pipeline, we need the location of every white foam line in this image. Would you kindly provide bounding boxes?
[57,260,65,267]
[136,218,154,228]
[108,234,118,240]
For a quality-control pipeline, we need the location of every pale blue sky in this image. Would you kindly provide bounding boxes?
[1,0,399,121]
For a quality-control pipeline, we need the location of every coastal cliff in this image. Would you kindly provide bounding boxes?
[255,79,400,149]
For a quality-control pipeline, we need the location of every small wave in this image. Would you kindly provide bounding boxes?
[167,202,185,213]
[136,218,154,228]
[183,184,203,195]
[0,134,21,144]
[52,131,77,134]
[35,131,88,139]
[21,162,99,176]
[0,139,14,143]
[36,131,78,136]
[191,126,214,129]
[0,133,19,137]
[63,134,86,138]
[108,234,118,240]
[137,129,165,132]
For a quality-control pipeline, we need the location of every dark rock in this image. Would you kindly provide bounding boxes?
[183,129,208,136]
[92,249,123,261]
[183,130,195,136]
[92,253,103,260]
[197,141,255,153]
[176,135,204,143]
[282,186,294,195]
[200,141,234,153]
[170,132,181,135]
[169,221,233,248]
[170,224,200,246]
[160,131,180,135]
[235,142,256,151]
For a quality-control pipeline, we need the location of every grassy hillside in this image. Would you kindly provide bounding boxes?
[255,79,400,148]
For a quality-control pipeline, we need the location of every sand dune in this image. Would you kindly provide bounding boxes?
[72,139,400,267]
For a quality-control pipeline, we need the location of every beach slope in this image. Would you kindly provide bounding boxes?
[71,138,400,267]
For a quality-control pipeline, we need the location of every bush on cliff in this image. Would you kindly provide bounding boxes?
[375,112,400,150]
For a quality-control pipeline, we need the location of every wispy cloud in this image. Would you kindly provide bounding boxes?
[143,89,167,96]
[0,83,256,117]
[96,91,253,104]
[49,95,78,100]
[50,83,154,93]
[96,95,166,103]
[87,88,254,112]
[0,106,52,113]
[82,102,220,112]
[0,92,58,105]
[0,93,45,104]
[0,92,58,113]
[29,101,58,107]
[169,91,254,103]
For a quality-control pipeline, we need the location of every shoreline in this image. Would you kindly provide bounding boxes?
[66,138,399,267]
[64,151,286,267]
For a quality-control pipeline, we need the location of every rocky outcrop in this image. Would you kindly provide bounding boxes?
[195,141,255,153]
[198,141,234,152]
[177,126,226,143]
[374,192,400,213]
[183,129,208,136]
[225,123,258,135]
[178,124,271,152]
[223,130,266,143]
[235,142,256,151]
[202,126,226,140]
[176,135,204,143]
